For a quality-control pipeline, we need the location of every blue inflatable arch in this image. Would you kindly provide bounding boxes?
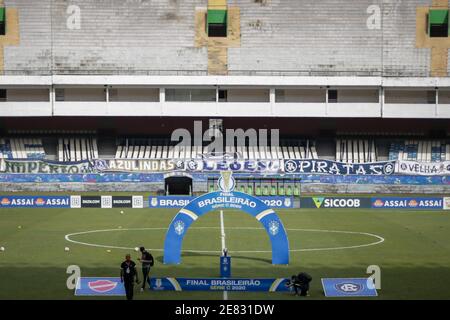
[163,191,290,265]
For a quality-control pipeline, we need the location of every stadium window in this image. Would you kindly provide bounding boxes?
[165,88,216,102]
[218,89,227,102]
[427,90,436,104]
[0,7,5,35]
[55,88,65,101]
[0,89,6,102]
[207,10,227,37]
[428,9,449,37]
[275,89,285,102]
[328,90,338,103]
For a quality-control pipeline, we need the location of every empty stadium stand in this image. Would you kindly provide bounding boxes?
[388,140,450,162]
[115,138,318,160]
[336,139,377,163]
[58,137,98,162]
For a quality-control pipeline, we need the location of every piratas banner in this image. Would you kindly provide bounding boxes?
[283,159,396,176]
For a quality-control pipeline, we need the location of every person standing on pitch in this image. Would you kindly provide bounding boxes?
[138,247,154,292]
[120,254,139,300]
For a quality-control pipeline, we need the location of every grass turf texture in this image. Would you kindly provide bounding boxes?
[0,207,449,300]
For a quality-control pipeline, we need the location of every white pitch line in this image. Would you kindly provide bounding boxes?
[64,227,385,253]
[219,210,228,301]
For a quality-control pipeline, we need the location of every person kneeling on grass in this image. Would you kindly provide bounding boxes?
[286,272,312,297]
[138,247,154,292]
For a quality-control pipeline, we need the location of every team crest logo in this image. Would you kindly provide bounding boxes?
[268,220,280,236]
[88,280,118,293]
[91,159,108,171]
[174,220,185,236]
[175,160,185,170]
[150,197,158,207]
[155,278,162,288]
[218,171,235,193]
[1,198,11,206]
[284,198,292,208]
[186,160,199,171]
[383,162,395,175]
[284,160,298,173]
[335,282,363,293]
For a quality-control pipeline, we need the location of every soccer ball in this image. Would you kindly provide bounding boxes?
[106,249,111,253]
[120,210,124,214]
[134,247,139,252]
[0,247,5,252]
[17,226,22,229]
[64,247,70,252]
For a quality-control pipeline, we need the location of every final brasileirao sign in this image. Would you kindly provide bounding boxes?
[163,171,290,265]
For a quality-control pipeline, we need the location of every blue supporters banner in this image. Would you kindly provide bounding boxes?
[149,196,294,209]
[321,278,378,297]
[0,195,70,208]
[149,278,291,292]
[371,197,443,210]
[284,159,395,175]
[75,277,125,296]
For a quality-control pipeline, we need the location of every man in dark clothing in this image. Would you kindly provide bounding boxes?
[138,247,154,292]
[287,272,312,296]
[296,272,312,296]
[120,254,139,300]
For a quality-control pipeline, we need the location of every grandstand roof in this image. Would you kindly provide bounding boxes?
[0,0,443,77]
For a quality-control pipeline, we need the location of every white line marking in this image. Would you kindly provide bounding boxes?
[65,227,385,253]
[220,211,226,253]
[219,210,228,301]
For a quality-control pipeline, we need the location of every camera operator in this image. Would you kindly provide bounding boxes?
[286,272,312,296]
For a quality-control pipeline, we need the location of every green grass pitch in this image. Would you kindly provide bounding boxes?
[0,206,450,300]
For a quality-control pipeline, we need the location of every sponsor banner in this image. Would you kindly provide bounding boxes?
[258,197,294,209]
[397,160,450,176]
[75,277,125,296]
[149,278,291,292]
[284,159,395,176]
[0,196,70,208]
[322,278,378,297]
[149,196,195,208]
[80,196,102,208]
[371,197,443,210]
[444,197,450,210]
[132,195,144,209]
[111,196,133,208]
[148,196,294,209]
[300,197,371,209]
[0,195,144,209]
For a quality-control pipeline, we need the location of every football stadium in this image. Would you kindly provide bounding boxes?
[0,0,450,303]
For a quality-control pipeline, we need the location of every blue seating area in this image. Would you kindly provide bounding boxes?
[389,140,450,162]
